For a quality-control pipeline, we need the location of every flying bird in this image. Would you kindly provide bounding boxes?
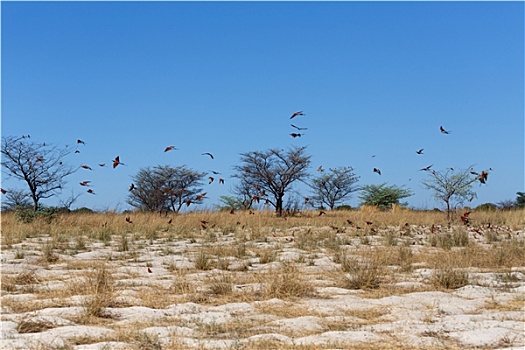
[196,192,207,201]
[75,150,80,154]
[290,111,304,119]
[317,165,323,172]
[164,146,177,152]
[290,133,303,138]
[202,152,214,159]
[79,181,91,186]
[416,149,424,154]
[113,156,122,168]
[219,178,225,184]
[77,139,85,145]
[210,170,221,175]
[81,165,93,170]
[440,126,450,134]
[291,124,308,131]
[87,189,95,194]
[420,164,433,171]
[373,168,381,175]
[129,183,135,191]
[478,170,489,184]
[1,188,7,194]
[98,163,106,167]
[125,216,133,224]
[208,177,214,184]
[36,156,44,163]
[147,267,152,273]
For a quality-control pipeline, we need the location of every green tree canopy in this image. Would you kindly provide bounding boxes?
[358,183,413,211]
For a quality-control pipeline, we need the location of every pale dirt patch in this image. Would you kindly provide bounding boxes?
[1,218,524,350]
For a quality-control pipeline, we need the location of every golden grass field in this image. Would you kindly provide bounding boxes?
[1,207,524,349]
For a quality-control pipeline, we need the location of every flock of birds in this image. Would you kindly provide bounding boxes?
[287,111,490,188]
[71,139,224,204]
[1,114,490,210]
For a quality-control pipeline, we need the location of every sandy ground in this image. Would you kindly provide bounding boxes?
[1,223,524,349]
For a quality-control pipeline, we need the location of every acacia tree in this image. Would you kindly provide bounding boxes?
[359,183,413,211]
[231,179,260,210]
[127,165,206,213]
[309,166,360,210]
[421,167,478,220]
[1,135,76,211]
[1,188,31,211]
[232,146,311,216]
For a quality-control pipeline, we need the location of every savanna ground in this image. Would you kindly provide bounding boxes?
[1,207,524,350]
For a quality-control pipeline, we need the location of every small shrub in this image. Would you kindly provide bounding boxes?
[262,262,315,299]
[80,264,115,320]
[194,251,212,270]
[342,256,382,290]
[431,268,469,289]
[208,273,233,296]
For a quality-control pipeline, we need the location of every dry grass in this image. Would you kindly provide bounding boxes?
[1,208,523,349]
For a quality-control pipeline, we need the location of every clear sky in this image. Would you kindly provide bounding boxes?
[1,1,524,212]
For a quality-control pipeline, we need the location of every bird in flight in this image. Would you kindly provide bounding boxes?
[87,189,95,194]
[440,126,450,134]
[81,165,93,170]
[219,178,225,184]
[113,156,122,168]
[420,164,433,171]
[1,188,7,194]
[202,152,214,159]
[36,156,44,163]
[290,111,304,119]
[77,139,85,145]
[98,163,106,167]
[129,183,135,191]
[210,170,221,175]
[291,124,308,131]
[478,170,489,184]
[196,192,207,201]
[317,165,323,172]
[79,181,91,186]
[164,146,177,152]
[290,133,303,138]
[208,177,214,184]
[416,149,424,154]
[373,168,381,175]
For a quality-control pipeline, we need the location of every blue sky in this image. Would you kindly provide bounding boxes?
[1,1,524,212]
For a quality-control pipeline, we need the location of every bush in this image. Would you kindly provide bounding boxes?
[475,203,497,211]
[14,206,58,224]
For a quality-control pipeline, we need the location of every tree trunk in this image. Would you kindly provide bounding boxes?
[276,195,283,217]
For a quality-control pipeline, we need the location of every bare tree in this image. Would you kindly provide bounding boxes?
[232,146,311,216]
[1,188,31,211]
[421,167,478,220]
[127,165,206,213]
[1,135,76,211]
[310,166,360,210]
[231,177,262,210]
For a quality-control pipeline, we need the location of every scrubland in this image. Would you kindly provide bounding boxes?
[1,207,524,349]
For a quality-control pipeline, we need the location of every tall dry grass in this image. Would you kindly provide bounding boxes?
[2,207,523,243]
